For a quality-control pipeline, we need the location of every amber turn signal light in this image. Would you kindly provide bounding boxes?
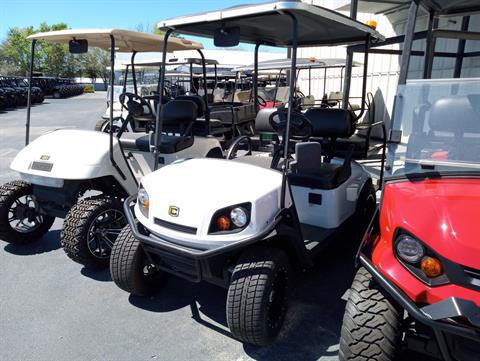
[421,256,444,278]
[216,215,231,231]
[366,20,377,29]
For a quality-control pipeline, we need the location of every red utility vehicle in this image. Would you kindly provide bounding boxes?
[339,1,480,360]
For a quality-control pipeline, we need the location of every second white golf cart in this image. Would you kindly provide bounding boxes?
[110,1,384,346]
[0,29,229,268]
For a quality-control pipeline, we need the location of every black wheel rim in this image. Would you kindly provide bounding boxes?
[8,194,45,233]
[87,209,126,259]
[267,268,288,330]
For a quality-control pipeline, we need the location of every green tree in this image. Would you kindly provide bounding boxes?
[80,48,110,90]
[0,26,36,76]
[0,22,80,77]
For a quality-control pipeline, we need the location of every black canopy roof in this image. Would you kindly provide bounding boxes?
[158,1,384,47]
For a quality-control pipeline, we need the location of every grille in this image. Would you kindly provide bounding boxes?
[154,217,197,235]
[30,161,53,172]
[464,266,480,281]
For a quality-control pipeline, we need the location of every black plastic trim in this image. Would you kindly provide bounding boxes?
[154,217,197,235]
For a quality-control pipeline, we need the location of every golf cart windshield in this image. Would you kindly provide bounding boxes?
[386,78,480,178]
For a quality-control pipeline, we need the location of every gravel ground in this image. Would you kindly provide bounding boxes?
[0,93,422,361]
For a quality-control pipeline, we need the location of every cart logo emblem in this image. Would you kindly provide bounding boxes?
[168,206,180,217]
[40,155,50,160]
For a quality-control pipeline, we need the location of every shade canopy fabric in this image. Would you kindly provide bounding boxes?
[28,29,203,53]
[158,1,384,47]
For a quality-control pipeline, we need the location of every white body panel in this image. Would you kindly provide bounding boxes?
[137,155,371,250]
[136,158,285,249]
[10,130,139,195]
[291,159,370,229]
[127,136,221,180]
[10,129,222,197]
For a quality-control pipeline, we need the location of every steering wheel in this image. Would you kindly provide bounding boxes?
[256,94,267,107]
[226,135,252,160]
[268,108,313,141]
[119,92,153,117]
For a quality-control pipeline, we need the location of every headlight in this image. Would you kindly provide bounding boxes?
[137,186,149,217]
[230,207,248,228]
[394,230,447,286]
[209,203,251,234]
[396,234,425,263]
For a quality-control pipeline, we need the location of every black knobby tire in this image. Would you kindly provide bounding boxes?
[110,226,165,296]
[339,267,403,361]
[94,118,109,132]
[0,180,55,244]
[226,246,292,346]
[61,196,126,268]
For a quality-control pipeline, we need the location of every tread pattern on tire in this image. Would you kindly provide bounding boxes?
[94,119,108,132]
[61,195,123,268]
[0,180,55,244]
[110,225,164,296]
[339,267,402,361]
[227,246,291,346]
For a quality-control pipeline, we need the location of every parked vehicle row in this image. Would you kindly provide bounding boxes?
[0,76,44,110]
[0,1,478,360]
[30,77,84,98]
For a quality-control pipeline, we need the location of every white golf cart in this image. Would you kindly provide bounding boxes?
[97,57,223,132]
[0,29,230,268]
[110,1,384,346]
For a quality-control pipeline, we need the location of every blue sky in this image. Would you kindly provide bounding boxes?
[0,0,268,48]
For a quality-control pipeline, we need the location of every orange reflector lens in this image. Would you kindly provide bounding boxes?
[216,215,231,231]
[366,20,377,29]
[421,257,444,278]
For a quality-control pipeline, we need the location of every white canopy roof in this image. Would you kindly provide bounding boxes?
[28,29,203,53]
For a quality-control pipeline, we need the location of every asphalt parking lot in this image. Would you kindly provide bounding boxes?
[0,93,420,361]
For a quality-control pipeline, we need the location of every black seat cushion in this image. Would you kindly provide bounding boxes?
[119,134,193,154]
[176,95,206,118]
[305,108,354,138]
[289,163,351,190]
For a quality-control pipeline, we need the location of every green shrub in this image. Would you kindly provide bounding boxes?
[83,85,95,93]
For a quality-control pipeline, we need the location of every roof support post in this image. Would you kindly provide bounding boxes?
[196,48,210,132]
[398,0,419,85]
[341,0,359,110]
[253,43,261,112]
[25,39,36,145]
[131,51,138,95]
[108,35,126,180]
[280,12,298,209]
[454,16,470,78]
[154,28,173,170]
[423,10,437,79]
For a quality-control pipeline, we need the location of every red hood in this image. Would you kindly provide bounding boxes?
[381,178,480,269]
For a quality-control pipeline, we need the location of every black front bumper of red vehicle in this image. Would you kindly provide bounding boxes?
[359,253,480,361]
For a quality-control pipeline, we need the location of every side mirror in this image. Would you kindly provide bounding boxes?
[214,26,240,47]
[69,39,88,54]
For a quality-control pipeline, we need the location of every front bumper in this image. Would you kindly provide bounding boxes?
[359,253,480,360]
[124,194,280,284]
